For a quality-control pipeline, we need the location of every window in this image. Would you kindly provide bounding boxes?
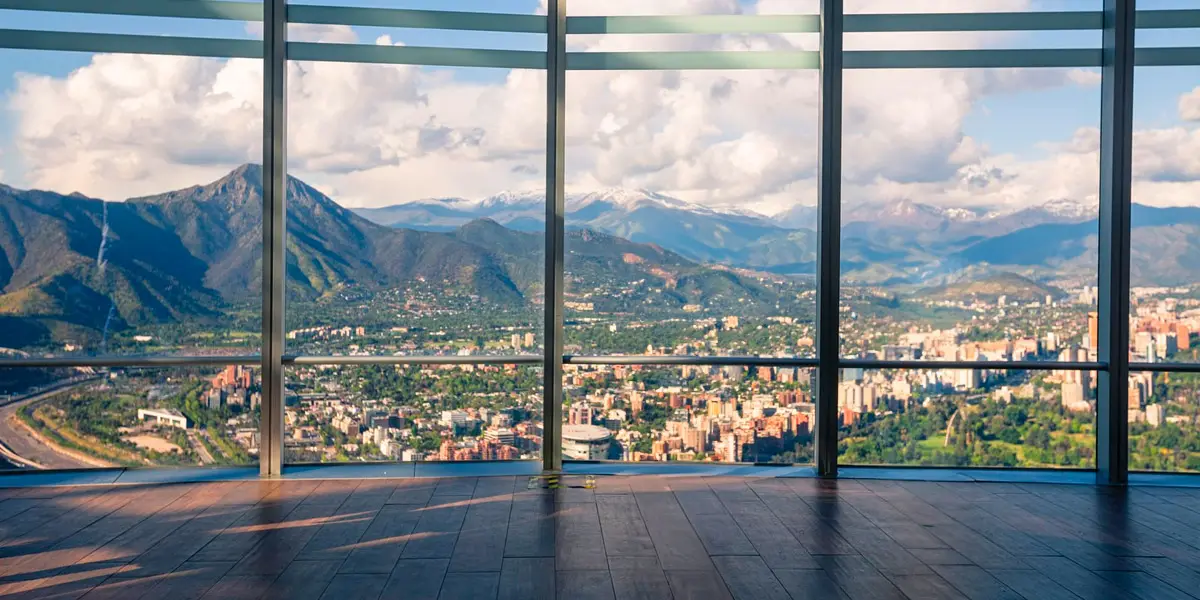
[285,364,541,463]
[839,368,1096,468]
[283,61,546,359]
[840,0,1102,364]
[563,4,820,360]
[564,364,814,463]
[0,366,258,469]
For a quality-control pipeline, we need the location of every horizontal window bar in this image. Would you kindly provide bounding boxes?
[567,50,819,70]
[1128,362,1200,373]
[564,355,818,367]
[0,356,261,368]
[288,5,545,34]
[1135,47,1200,67]
[845,11,1100,33]
[284,355,543,366]
[1137,9,1200,29]
[840,359,1107,371]
[0,29,262,58]
[566,15,819,35]
[288,42,545,69]
[845,48,1101,69]
[0,0,262,21]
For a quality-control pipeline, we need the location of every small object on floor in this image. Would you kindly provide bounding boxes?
[529,473,564,489]
[584,475,596,489]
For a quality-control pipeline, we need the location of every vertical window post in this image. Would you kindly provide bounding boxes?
[261,0,287,478]
[544,0,567,473]
[1097,0,1135,486]
[816,0,844,478]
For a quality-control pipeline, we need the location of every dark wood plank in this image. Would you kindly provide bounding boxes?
[86,482,237,564]
[1026,556,1137,600]
[401,495,470,559]
[381,558,447,600]
[931,565,1023,600]
[497,557,554,600]
[556,502,608,571]
[340,503,424,574]
[503,492,555,558]
[711,555,790,600]
[118,503,255,577]
[665,569,733,600]
[558,570,616,600]
[634,491,712,570]
[988,568,1085,600]
[1096,570,1196,600]
[909,548,973,565]
[318,573,387,600]
[232,501,343,575]
[139,561,235,600]
[449,492,512,573]
[437,571,499,600]
[673,487,757,557]
[199,574,275,600]
[773,569,850,600]
[260,559,340,600]
[747,480,859,556]
[596,494,656,559]
[816,556,908,600]
[888,574,969,600]
[386,479,437,505]
[610,567,673,600]
[435,478,478,498]
[716,493,821,569]
[924,521,1026,571]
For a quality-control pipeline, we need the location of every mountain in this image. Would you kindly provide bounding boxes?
[922,272,1065,304]
[354,189,800,267]
[952,204,1200,287]
[0,167,783,348]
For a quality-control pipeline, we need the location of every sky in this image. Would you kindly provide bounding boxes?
[0,0,1198,217]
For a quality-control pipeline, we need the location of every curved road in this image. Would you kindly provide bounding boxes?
[0,379,103,470]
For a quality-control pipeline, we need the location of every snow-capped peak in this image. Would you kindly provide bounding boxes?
[567,188,701,212]
[1037,198,1094,219]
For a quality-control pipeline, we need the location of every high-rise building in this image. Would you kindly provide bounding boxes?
[1146,403,1166,427]
[1088,311,1099,350]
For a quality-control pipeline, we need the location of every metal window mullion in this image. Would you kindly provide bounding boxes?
[260,0,286,479]
[816,0,843,479]
[543,0,566,474]
[1097,0,1135,486]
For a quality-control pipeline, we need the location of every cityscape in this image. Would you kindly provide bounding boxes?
[2,163,1197,472]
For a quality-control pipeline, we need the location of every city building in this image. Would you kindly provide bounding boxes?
[561,424,613,460]
[138,408,191,430]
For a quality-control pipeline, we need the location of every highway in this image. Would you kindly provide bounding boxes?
[0,377,105,470]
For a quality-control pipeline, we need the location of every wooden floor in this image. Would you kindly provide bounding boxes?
[0,476,1199,599]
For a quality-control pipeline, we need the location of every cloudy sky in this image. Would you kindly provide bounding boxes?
[0,0,1198,217]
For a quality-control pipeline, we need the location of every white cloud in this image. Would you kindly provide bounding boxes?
[1180,86,1200,122]
[3,0,1186,217]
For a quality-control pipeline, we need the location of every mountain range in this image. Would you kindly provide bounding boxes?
[0,166,785,347]
[355,188,1200,290]
[3,163,1200,348]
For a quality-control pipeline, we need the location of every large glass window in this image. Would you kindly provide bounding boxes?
[284,364,541,463]
[841,66,1101,362]
[563,3,820,360]
[564,364,814,463]
[0,47,263,359]
[1129,65,1200,364]
[2,0,1196,478]
[839,368,1096,468]
[0,366,258,470]
[283,52,545,360]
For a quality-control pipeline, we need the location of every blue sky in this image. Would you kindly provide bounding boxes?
[0,0,1197,212]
